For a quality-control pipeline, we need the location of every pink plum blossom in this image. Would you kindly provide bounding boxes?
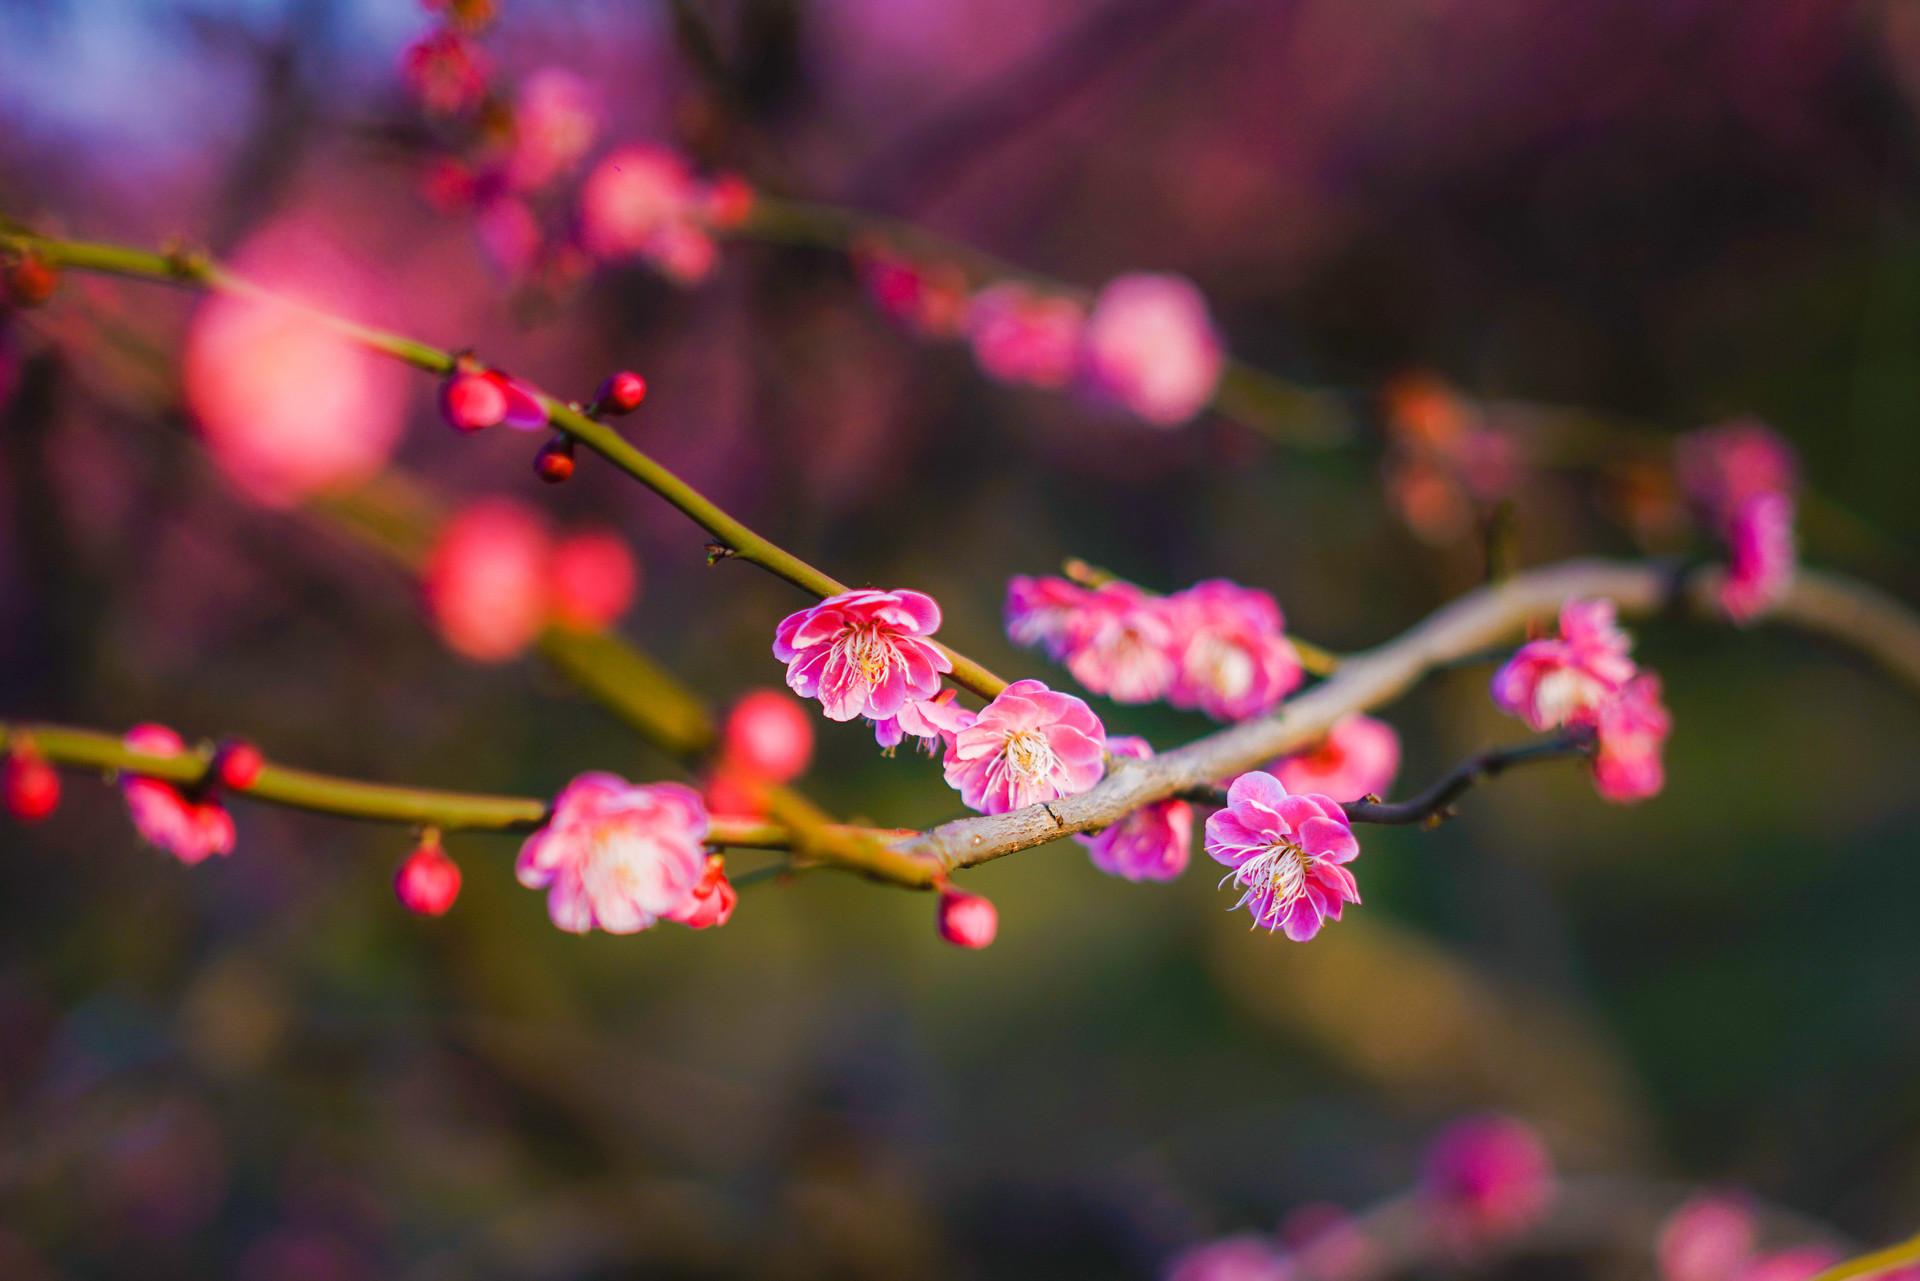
[423,499,553,662]
[1075,737,1192,881]
[773,589,952,722]
[120,725,235,865]
[856,243,969,337]
[943,679,1106,815]
[1004,574,1096,659]
[503,69,598,191]
[1204,771,1359,941]
[578,144,718,284]
[1718,492,1795,623]
[966,283,1086,390]
[515,774,711,935]
[1079,273,1225,427]
[1591,674,1671,804]
[1490,599,1638,732]
[439,366,548,432]
[1062,582,1180,704]
[1657,1195,1756,1281]
[1166,580,1303,721]
[670,854,736,930]
[871,687,975,754]
[401,29,490,116]
[547,529,639,631]
[1164,1235,1292,1281]
[1420,1114,1555,1244]
[1676,420,1797,522]
[1271,715,1401,801]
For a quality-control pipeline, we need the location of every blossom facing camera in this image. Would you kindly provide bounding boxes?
[4,751,60,822]
[515,774,711,935]
[120,724,236,865]
[936,888,998,949]
[1421,1114,1554,1245]
[943,679,1106,815]
[722,690,816,783]
[1271,715,1400,802]
[1061,582,1179,704]
[1004,574,1095,660]
[1075,737,1192,882]
[773,589,952,722]
[1490,598,1637,731]
[1079,272,1224,427]
[1204,771,1359,941]
[1165,580,1302,722]
[395,839,462,916]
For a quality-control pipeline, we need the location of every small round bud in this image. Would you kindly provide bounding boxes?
[395,837,461,916]
[721,689,814,783]
[212,739,265,790]
[702,766,769,820]
[936,888,997,949]
[596,370,647,415]
[5,256,59,307]
[4,753,60,822]
[440,369,508,432]
[534,436,575,483]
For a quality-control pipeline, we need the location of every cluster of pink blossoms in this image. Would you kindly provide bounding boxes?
[423,499,639,662]
[1490,599,1672,804]
[1006,575,1303,721]
[1676,420,1799,623]
[1203,771,1361,941]
[515,774,733,935]
[118,725,238,865]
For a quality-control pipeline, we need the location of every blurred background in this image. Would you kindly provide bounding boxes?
[2,0,1919,1276]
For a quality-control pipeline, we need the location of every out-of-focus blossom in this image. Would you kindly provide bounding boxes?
[1164,1234,1292,1281]
[1381,371,1521,544]
[944,679,1106,814]
[1062,582,1179,704]
[1718,492,1796,623]
[503,69,597,190]
[211,739,265,791]
[667,854,736,929]
[1005,574,1095,659]
[423,499,552,662]
[515,774,710,934]
[1204,770,1359,941]
[702,765,771,821]
[394,837,461,916]
[3,748,59,822]
[120,725,235,865]
[1079,273,1224,426]
[966,282,1086,389]
[1279,1204,1373,1281]
[773,589,952,722]
[475,197,542,276]
[3,256,58,307]
[548,529,638,631]
[1167,580,1303,721]
[439,366,547,432]
[1738,1250,1844,1281]
[1490,599,1638,731]
[1270,715,1400,801]
[1075,737,1191,881]
[701,174,756,230]
[1420,1114,1555,1244]
[871,687,975,754]
[184,235,407,507]
[936,887,998,948]
[578,144,727,284]
[1657,1194,1756,1281]
[1591,674,1671,803]
[856,242,970,337]
[722,690,815,783]
[402,29,491,116]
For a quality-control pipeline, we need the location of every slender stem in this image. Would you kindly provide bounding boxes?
[1340,729,1593,826]
[0,227,1009,701]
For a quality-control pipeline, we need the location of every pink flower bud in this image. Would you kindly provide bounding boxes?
[597,370,648,415]
[666,854,736,929]
[395,838,461,916]
[4,751,59,822]
[534,436,576,483]
[936,888,997,949]
[548,529,639,631]
[721,690,815,783]
[212,739,265,791]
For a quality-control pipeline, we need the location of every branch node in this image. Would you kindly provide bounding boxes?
[704,541,739,565]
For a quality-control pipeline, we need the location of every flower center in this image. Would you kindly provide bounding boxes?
[1192,634,1255,697]
[1222,839,1312,915]
[841,625,894,683]
[1003,729,1058,783]
[1535,668,1605,725]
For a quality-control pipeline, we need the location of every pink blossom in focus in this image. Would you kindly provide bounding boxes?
[722,690,815,782]
[1657,1195,1756,1281]
[1421,1114,1555,1244]
[1204,770,1360,941]
[936,888,998,948]
[772,589,952,722]
[401,29,490,116]
[578,144,717,284]
[1718,492,1796,623]
[1079,273,1224,427]
[1591,674,1671,803]
[515,774,710,934]
[1166,580,1303,721]
[1063,583,1180,704]
[120,725,235,865]
[943,679,1106,815]
[1075,737,1192,881]
[1270,715,1401,801]
[871,687,975,754]
[423,499,552,662]
[503,69,598,190]
[966,283,1086,389]
[1164,1235,1292,1281]
[548,529,639,631]
[1739,1250,1844,1281]
[1490,599,1638,731]
[1005,574,1095,660]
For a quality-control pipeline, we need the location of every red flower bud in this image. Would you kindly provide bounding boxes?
[395,838,461,916]
[673,854,736,929]
[596,371,647,415]
[534,436,575,483]
[4,752,59,822]
[936,888,997,949]
[440,369,509,432]
[212,738,265,790]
